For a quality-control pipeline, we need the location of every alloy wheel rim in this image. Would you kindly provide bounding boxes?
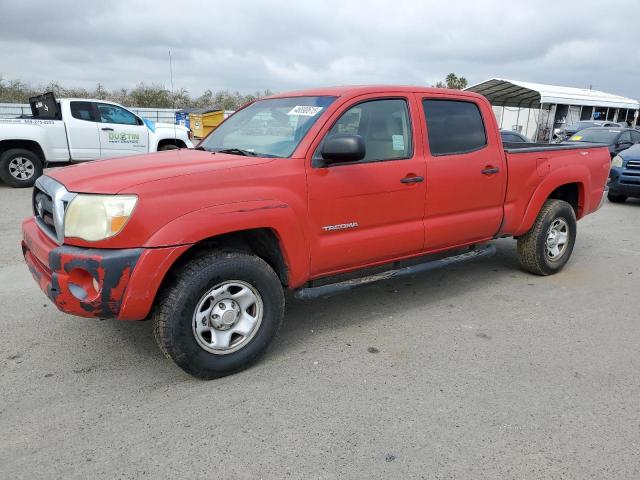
[192,280,263,354]
[8,157,35,180]
[545,217,569,261]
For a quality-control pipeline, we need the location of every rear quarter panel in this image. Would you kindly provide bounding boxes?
[0,119,69,162]
[502,146,610,236]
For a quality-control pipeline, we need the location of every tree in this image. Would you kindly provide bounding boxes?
[193,89,214,108]
[435,73,468,90]
[95,83,108,100]
[0,76,275,110]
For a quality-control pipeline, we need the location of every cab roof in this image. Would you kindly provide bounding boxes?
[59,98,121,104]
[268,85,484,100]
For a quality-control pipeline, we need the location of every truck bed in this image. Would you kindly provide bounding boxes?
[503,142,607,153]
[500,142,610,237]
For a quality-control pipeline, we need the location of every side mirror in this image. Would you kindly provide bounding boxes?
[321,134,365,165]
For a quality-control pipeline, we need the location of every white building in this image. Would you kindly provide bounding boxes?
[466,78,639,142]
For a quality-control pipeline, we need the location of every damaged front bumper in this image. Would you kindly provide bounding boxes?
[22,217,189,320]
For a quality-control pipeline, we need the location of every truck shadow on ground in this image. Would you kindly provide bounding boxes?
[102,239,525,372]
[272,239,523,355]
[608,197,640,207]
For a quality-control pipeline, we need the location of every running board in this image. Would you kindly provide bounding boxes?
[294,244,496,300]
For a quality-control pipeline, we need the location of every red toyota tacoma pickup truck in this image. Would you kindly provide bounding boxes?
[22,86,610,379]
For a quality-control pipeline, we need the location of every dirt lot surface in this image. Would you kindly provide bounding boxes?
[1,182,639,479]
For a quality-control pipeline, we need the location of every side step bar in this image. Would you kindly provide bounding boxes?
[294,244,496,300]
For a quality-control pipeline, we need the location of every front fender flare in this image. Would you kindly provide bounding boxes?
[144,200,309,287]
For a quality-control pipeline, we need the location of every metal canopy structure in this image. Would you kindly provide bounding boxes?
[466,78,639,142]
[466,78,639,110]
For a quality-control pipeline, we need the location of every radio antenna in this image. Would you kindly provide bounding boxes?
[169,49,178,148]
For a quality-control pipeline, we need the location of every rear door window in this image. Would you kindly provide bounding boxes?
[70,101,95,121]
[422,100,487,156]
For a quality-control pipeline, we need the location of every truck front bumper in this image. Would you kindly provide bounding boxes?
[22,217,190,320]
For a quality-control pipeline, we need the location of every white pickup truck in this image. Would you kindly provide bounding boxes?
[0,93,194,187]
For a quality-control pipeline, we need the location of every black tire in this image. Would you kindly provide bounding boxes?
[152,251,285,379]
[607,192,627,203]
[517,199,577,276]
[0,148,43,188]
[158,143,179,151]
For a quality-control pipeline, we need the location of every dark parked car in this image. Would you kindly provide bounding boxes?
[500,130,533,143]
[562,127,640,157]
[608,144,640,203]
[554,121,623,142]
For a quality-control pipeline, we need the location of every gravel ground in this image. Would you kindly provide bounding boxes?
[1,180,639,479]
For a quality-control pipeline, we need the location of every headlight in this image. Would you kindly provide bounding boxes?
[611,155,624,168]
[64,195,137,241]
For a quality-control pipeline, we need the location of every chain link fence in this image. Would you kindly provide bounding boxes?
[0,103,179,124]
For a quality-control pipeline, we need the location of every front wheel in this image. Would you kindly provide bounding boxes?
[158,144,179,151]
[517,199,577,276]
[152,251,285,379]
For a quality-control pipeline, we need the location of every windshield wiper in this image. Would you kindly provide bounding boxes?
[216,148,257,157]
[194,145,207,150]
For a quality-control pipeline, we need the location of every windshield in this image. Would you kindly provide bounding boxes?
[568,129,621,143]
[199,96,336,157]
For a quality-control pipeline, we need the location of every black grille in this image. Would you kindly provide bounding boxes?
[621,178,640,185]
[33,187,56,238]
[626,160,640,170]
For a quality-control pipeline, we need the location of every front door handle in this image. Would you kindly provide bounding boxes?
[101,127,114,131]
[400,175,424,184]
[481,166,500,175]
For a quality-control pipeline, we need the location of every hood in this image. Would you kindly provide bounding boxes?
[47,150,273,194]
[620,144,640,159]
[155,122,187,131]
[141,118,187,133]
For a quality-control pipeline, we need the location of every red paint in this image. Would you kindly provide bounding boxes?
[22,86,610,320]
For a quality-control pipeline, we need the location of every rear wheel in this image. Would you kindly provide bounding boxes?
[0,148,43,188]
[607,192,627,203]
[517,199,577,276]
[152,251,285,379]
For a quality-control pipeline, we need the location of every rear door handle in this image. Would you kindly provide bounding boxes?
[101,127,114,131]
[481,167,500,175]
[400,175,424,184]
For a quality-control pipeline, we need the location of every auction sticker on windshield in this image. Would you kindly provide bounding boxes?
[288,106,323,116]
[571,135,582,140]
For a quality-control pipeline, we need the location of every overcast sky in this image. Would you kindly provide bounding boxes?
[1,0,639,98]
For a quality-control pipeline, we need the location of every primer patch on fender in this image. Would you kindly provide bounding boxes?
[288,106,323,116]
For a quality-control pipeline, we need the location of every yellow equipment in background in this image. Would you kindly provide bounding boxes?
[189,110,226,139]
